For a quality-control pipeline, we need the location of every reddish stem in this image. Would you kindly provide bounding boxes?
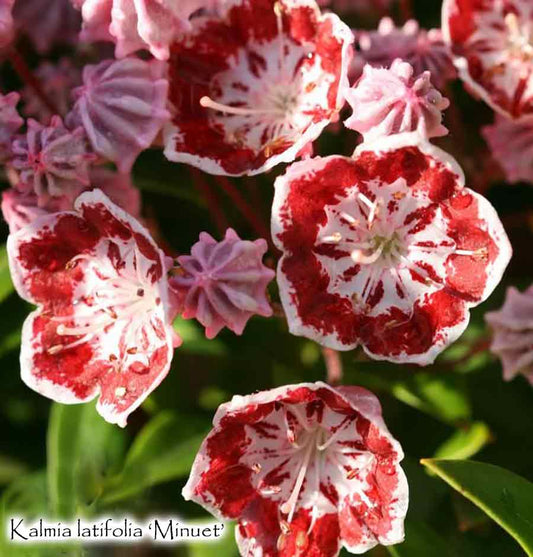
[214,176,278,253]
[322,347,343,385]
[8,47,59,116]
[189,168,228,236]
[399,0,414,22]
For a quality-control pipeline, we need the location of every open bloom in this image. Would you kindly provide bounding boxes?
[164,0,353,176]
[7,190,178,426]
[356,18,455,88]
[344,60,449,142]
[73,0,216,60]
[11,116,94,205]
[171,229,275,339]
[443,0,533,119]
[0,92,23,163]
[67,57,169,173]
[482,115,533,183]
[272,134,512,365]
[486,285,533,384]
[184,382,408,556]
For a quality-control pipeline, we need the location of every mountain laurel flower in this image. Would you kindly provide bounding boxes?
[73,0,217,60]
[183,382,408,557]
[171,229,275,339]
[356,18,456,89]
[344,60,449,142]
[482,115,533,184]
[11,116,95,205]
[271,134,512,365]
[66,57,170,173]
[0,92,23,163]
[164,0,353,176]
[486,285,533,384]
[7,190,179,426]
[443,0,533,119]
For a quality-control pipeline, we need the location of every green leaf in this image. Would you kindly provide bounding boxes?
[0,244,14,304]
[99,411,209,506]
[434,422,491,460]
[46,404,85,518]
[188,523,238,557]
[174,318,228,356]
[345,364,471,425]
[387,521,452,557]
[421,459,533,556]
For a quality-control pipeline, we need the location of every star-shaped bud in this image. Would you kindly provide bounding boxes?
[0,92,23,163]
[171,228,275,339]
[14,0,81,53]
[344,60,449,142]
[355,18,456,89]
[486,285,533,384]
[443,0,533,119]
[66,57,170,173]
[0,0,14,48]
[482,115,533,184]
[11,116,95,205]
[7,190,179,426]
[164,0,353,176]
[272,134,512,365]
[184,382,408,556]
[73,0,217,60]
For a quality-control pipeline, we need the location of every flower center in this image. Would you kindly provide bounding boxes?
[316,188,488,313]
[47,243,160,363]
[505,12,533,61]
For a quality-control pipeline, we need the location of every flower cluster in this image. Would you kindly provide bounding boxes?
[0,0,524,555]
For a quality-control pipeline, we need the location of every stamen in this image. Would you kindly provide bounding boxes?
[280,436,315,522]
[200,96,284,117]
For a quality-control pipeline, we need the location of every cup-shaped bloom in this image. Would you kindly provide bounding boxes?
[183,382,408,556]
[272,134,512,365]
[443,0,533,119]
[164,0,353,176]
[171,229,275,338]
[7,190,178,426]
[66,57,170,173]
[486,285,533,384]
[345,60,449,142]
[0,92,23,163]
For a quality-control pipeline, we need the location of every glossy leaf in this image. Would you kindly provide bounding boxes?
[99,411,209,505]
[421,459,533,556]
[0,245,13,304]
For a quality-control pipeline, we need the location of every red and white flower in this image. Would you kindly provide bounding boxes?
[183,382,408,556]
[164,0,353,176]
[7,190,179,426]
[443,0,533,119]
[272,134,512,365]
